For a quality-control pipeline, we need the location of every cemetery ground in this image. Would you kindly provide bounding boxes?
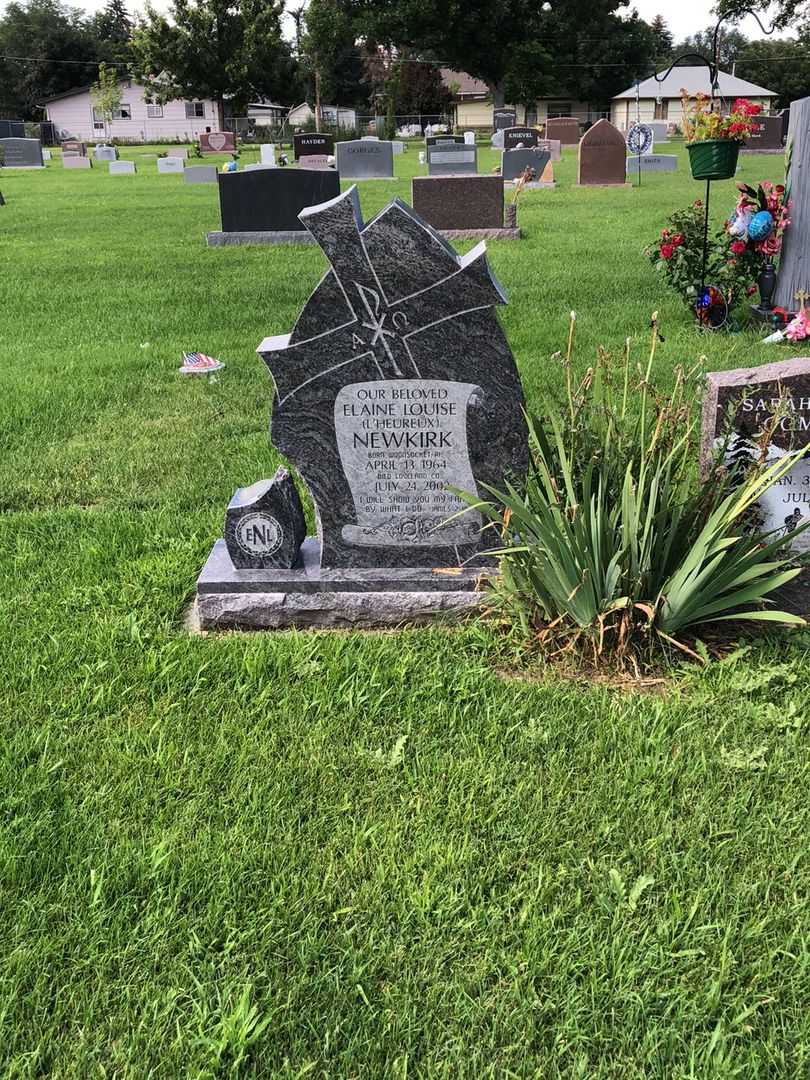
[1,141,809,1078]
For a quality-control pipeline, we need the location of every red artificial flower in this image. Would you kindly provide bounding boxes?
[694,199,702,207]
[731,240,746,255]
[660,243,674,260]
[672,234,684,247]
[746,285,758,296]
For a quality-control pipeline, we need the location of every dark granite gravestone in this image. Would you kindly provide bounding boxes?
[546,117,580,146]
[224,468,306,569]
[426,143,477,175]
[701,357,810,613]
[293,132,335,160]
[207,167,341,244]
[493,109,516,132]
[577,119,628,186]
[411,175,505,233]
[502,126,539,150]
[199,131,236,154]
[62,140,86,156]
[0,138,44,168]
[425,134,465,147]
[774,97,810,315]
[742,114,786,152]
[184,165,218,184]
[625,154,677,174]
[195,186,529,628]
[501,148,550,182]
[780,107,791,143]
[335,140,394,179]
[0,120,24,139]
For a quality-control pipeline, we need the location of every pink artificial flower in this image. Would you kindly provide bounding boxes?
[786,310,810,342]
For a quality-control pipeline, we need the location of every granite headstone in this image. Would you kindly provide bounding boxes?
[184,164,219,184]
[260,143,277,166]
[649,121,669,143]
[224,469,306,569]
[94,144,118,161]
[335,140,394,179]
[774,97,810,314]
[537,138,561,162]
[157,156,185,174]
[209,167,341,240]
[293,132,334,161]
[63,155,92,170]
[425,134,465,147]
[199,131,236,154]
[502,126,539,150]
[546,117,580,146]
[109,160,136,175]
[0,138,44,168]
[426,143,477,176]
[577,119,627,185]
[743,114,786,152]
[625,154,678,174]
[62,140,86,156]
[411,175,504,231]
[501,147,550,182]
[493,109,516,132]
[298,154,332,170]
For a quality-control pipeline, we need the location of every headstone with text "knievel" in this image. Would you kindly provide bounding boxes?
[195,186,528,629]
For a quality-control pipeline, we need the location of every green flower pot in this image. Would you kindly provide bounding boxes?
[686,139,740,181]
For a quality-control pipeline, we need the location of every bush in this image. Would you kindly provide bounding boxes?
[457,316,807,667]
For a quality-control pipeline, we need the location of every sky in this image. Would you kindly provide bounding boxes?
[0,0,795,47]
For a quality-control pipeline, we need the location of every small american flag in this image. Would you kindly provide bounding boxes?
[179,351,225,374]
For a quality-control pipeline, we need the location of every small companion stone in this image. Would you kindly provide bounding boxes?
[224,468,306,569]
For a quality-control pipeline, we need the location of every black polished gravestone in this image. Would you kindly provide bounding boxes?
[425,134,465,147]
[293,131,335,160]
[224,468,306,569]
[206,167,341,246]
[502,126,539,150]
[195,186,529,629]
[493,108,517,132]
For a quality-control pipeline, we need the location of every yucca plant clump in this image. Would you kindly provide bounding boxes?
[459,314,808,667]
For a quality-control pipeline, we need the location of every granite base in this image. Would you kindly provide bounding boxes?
[195,538,492,629]
[438,227,521,240]
[207,231,318,246]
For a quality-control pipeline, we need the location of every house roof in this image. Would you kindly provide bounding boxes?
[441,69,489,98]
[613,65,777,100]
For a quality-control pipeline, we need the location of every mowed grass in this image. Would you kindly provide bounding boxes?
[1,142,809,1078]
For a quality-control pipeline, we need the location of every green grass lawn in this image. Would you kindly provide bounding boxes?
[1,142,809,1078]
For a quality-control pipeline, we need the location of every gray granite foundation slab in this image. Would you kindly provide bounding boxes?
[438,227,521,240]
[206,230,318,246]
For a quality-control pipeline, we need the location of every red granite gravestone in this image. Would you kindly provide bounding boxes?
[199,131,237,154]
[411,175,504,230]
[577,119,628,186]
[545,117,580,146]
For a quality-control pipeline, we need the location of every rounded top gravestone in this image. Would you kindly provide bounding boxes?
[577,118,628,186]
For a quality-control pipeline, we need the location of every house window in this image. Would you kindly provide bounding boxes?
[185,102,205,119]
[547,102,572,119]
[112,104,132,120]
[654,100,668,120]
[92,106,105,131]
[146,103,163,118]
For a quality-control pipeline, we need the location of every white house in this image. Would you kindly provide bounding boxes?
[611,66,778,130]
[286,102,358,131]
[441,69,594,130]
[43,79,220,142]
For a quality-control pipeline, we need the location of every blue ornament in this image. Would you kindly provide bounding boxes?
[748,210,774,242]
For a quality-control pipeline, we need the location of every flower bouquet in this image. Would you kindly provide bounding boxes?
[681,91,763,180]
[727,181,791,315]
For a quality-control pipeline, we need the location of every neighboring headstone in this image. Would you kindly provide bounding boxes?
[171,148,189,159]
[199,131,236,154]
[648,121,669,143]
[298,154,331,170]
[426,134,465,146]
[625,154,677,174]
[196,186,529,627]
[392,141,404,155]
[184,165,218,184]
[491,130,505,149]
[743,114,786,152]
[109,160,136,175]
[546,117,580,146]
[293,132,334,161]
[502,126,539,150]
[780,107,791,144]
[464,131,475,145]
[62,155,92,170]
[493,108,516,132]
[42,149,52,161]
[501,147,550,182]
[207,167,341,244]
[93,144,118,161]
[260,143,277,166]
[335,139,394,179]
[626,123,654,156]
[774,97,810,313]
[540,160,555,185]
[0,138,44,168]
[701,357,810,613]
[157,156,185,174]
[361,135,380,141]
[62,140,86,156]
[426,142,477,176]
[0,120,24,138]
[577,118,627,186]
[537,138,561,162]
[411,175,506,233]
[224,469,306,569]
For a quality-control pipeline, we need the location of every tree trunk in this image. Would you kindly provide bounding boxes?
[489,82,506,109]
[216,99,225,131]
